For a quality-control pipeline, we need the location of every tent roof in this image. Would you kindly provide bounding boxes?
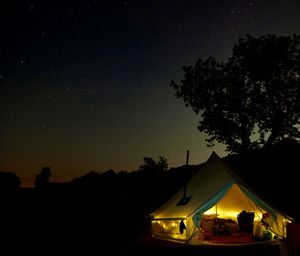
[151,152,292,221]
[151,152,236,219]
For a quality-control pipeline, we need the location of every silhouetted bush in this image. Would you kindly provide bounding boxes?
[35,167,51,189]
[0,171,21,192]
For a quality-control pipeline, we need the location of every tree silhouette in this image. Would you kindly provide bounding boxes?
[0,171,21,191]
[139,156,168,173]
[157,156,168,171]
[171,34,300,153]
[35,167,51,189]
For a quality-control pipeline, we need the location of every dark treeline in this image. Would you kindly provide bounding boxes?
[0,141,299,255]
[0,156,199,255]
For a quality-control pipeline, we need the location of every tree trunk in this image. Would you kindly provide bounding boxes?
[240,116,251,153]
[239,129,251,154]
[265,127,280,148]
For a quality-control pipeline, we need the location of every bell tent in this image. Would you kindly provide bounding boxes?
[150,152,293,245]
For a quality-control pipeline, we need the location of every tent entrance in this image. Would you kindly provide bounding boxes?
[191,183,279,244]
[194,212,255,244]
[193,210,277,244]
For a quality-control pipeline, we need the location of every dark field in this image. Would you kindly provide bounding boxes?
[0,189,283,256]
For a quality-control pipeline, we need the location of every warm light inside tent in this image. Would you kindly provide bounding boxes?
[151,219,187,240]
[204,207,246,220]
[203,184,264,221]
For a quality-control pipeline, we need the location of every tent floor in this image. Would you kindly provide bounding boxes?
[204,232,254,244]
[136,232,277,246]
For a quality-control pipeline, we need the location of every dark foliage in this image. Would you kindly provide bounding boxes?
[171,34,300,153]
[0,171,21,192]
[138,156,168,173]
[34,166,51,189]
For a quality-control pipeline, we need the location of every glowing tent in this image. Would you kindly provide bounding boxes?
[150,152,293,244]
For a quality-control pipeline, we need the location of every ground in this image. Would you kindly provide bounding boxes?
[0,188,287,256]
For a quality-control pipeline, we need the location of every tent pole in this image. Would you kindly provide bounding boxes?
[185,150,189,166]
[183,150,189,198]
[215,204,218,234]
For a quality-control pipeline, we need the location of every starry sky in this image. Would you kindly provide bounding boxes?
[1,0,300,186]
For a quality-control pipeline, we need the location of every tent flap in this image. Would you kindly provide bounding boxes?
[192,178,235,226]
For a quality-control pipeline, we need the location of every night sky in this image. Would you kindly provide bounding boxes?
[1,0,300,186]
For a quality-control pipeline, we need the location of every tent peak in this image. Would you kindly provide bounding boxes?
[207,151,222,162]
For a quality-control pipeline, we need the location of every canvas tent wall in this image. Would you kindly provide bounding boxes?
[150,152,292,244]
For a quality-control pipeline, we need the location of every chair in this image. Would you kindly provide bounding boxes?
[237,210,255,233]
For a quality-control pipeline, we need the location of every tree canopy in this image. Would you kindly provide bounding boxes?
[0,171,21,191]
[171,34,300,153]
[35,167,51,189]
[138,156,168,173]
